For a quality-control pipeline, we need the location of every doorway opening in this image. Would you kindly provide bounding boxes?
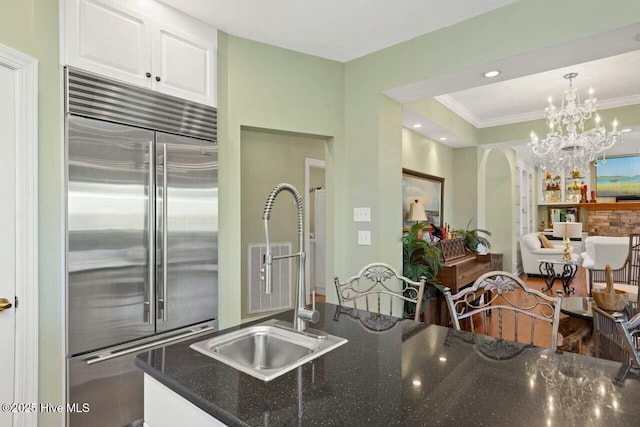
[304,158,326,301]
[240,127,327,322]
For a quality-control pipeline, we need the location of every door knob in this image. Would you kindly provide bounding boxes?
[0,298,11,312]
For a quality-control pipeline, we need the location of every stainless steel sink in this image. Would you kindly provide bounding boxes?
[190,319,348,381]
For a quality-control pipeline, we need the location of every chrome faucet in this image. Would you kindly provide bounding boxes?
[261,183,319,332]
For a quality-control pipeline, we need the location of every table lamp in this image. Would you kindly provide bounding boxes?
[408,199,428,239]
[552,222,582,262]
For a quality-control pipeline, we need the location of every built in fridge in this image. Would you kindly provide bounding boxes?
[65,68,218,427]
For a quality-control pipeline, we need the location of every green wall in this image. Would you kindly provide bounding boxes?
[451,147,483,232]
[401,128,455,227]
[338,0,640,283]
[240,128,326,321]
[0,0,64,425]
[402,129,515,266]
[407,99,480,145]
[217,33,344,325]
[483,149,517,271]
[3,1,640,423]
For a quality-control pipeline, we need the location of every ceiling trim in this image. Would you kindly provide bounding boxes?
[437,93,640,129]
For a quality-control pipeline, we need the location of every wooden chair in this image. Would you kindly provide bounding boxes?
[333,263,425,321]
[444,271,563,348]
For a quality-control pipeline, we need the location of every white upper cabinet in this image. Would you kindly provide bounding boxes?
[152,24,215,105]
[63,0,217,107]
[65,0,152,88]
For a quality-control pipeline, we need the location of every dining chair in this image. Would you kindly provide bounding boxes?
[593,307,629,362]
[588,234,640,303]
[617,311,640,382]
[333,262,425,321]
[443,271,563,348]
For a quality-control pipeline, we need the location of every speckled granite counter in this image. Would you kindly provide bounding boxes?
[135,303,640,426]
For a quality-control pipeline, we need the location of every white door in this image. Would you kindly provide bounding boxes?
[0,45,38,427]
[0,60,17,427]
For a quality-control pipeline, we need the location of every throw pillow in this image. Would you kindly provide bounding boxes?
[521,234,542,251]
[538,233,555,249]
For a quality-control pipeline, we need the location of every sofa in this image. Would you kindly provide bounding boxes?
[519,232,580,276]
[580,236,634,297]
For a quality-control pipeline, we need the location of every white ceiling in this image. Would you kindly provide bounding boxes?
[158,0,640,156]
[424,47,640,157]
[157,0,518,62]
[396,22,640,156]
[435,50,640,128]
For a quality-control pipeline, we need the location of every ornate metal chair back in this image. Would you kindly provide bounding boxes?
[333,263,425,322]
[443,271,563,348]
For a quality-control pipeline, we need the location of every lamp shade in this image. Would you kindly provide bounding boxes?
[552,221,582,239]
[407,199,427,222]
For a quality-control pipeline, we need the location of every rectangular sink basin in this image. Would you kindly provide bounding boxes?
[190,319,348,381]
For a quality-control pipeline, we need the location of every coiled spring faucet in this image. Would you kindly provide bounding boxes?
[262,183,319,332]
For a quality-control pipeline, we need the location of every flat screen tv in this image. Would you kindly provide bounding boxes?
[596,155,640,197]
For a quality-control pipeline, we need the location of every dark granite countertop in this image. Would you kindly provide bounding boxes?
[135,303,640,426]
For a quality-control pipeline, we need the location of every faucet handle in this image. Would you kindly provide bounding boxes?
[298,307,320,324]
[312,290,316,312]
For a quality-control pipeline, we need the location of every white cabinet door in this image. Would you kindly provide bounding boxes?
[144,375,226,427]
[66,0,152,87]
[152,24,216,106]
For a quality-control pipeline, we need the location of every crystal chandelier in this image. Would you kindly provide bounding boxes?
[528,72,621,174]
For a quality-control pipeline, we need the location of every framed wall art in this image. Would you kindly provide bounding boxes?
[402,168,444,230]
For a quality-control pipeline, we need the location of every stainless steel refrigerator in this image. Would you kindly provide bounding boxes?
[65,68,218,427]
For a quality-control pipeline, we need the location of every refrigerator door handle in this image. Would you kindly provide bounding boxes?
[146,140,155,325]
[160,143,169,322]
[85,325,216,365]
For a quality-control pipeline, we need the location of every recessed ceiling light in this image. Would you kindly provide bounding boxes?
[439,137,447,141]
[483,70,500,78]
[412,123,422,128]
[621,128,632,133]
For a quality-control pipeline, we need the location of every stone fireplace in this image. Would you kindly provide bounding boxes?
[584,202,640,236]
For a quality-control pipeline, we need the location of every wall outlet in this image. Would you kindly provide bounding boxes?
[357,230,371,245]
[353,207,371,222]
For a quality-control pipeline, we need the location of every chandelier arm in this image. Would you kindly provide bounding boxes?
[529,73,620,175]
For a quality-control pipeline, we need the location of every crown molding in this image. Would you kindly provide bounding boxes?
[436,93,640,129]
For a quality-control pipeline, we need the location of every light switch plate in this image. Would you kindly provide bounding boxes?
[357,230,371,245]
[354,207,371,222]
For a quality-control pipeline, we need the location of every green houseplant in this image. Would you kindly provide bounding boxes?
[402,223,443,319]
[451,219,492,253]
